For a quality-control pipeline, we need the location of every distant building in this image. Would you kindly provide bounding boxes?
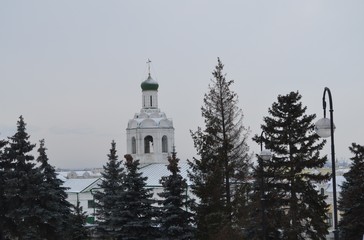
[57,169,102,179]
[62,177,102,224]
[56,169,102,224]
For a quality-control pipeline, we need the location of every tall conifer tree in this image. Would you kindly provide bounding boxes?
[245,158,268,240]
[338,143,364,240]
[188,58,251,239]
[0,138,8,240]
[158,148,195,239]
[35,139,72,239]
[1,116,41,239]
[94,140,125,238]
[255,91,330,239]
[116,154,158,239]
[67,200,89,240]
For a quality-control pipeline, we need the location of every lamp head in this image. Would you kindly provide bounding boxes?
[260,149,272,161]
[315,117,335,138]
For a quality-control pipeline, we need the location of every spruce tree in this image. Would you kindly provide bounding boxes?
[0,138,8,240]
[66,200,89,240]
[116,154,158,239]
[188,58,251,239]
[245,158,268,240]
[338,143,364,240]
[94,140,125,238]
[1,116,42,239]
[158,148,195,239]
[254,91,330,239]
[35,139,72,239]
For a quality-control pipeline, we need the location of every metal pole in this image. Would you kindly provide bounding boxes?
[323,87,338,240]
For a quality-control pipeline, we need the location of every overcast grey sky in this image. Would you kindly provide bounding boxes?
[1,1,363,169]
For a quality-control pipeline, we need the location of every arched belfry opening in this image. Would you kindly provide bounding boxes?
[144,135,154,153]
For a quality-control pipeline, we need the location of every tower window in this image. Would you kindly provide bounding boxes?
[144,135,154,153]
[150,96,152,107]
[162,135,168,153]
[132,137,136,154]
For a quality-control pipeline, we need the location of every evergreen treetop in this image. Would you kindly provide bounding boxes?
[158,149,195,240]
[118,154,158,239]
[338,143,364,240]
[5,115,36,167]
[253,91,330,239]
[67,200,89,240]
[0,137,8,240]
[2,116,40,239]
[189,58,251,239]
[35,139,72,239]
[95,152,158,239]
[94,140,125,238]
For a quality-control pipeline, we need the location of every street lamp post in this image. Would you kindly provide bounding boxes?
[314,87,338,240]
[259,131,272,240]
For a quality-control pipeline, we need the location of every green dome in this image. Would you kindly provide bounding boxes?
[141,75,159,91]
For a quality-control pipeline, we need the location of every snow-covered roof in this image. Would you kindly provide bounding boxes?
[141,161,191,186]
[56,174,68,182]
[62,178,101,193]
[336,168,350,175]
[326,175,345,193]
[57,171,71,178]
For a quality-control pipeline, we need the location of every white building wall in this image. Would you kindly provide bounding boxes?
[67,192,96,221]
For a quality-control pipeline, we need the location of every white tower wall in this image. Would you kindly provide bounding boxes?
[142,90,158,109]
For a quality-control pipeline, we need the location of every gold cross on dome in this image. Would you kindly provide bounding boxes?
[147,59,151,76]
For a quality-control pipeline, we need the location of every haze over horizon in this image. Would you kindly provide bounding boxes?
[1,1,363,169]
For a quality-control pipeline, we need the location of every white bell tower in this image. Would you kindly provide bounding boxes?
[126,61,175,166]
